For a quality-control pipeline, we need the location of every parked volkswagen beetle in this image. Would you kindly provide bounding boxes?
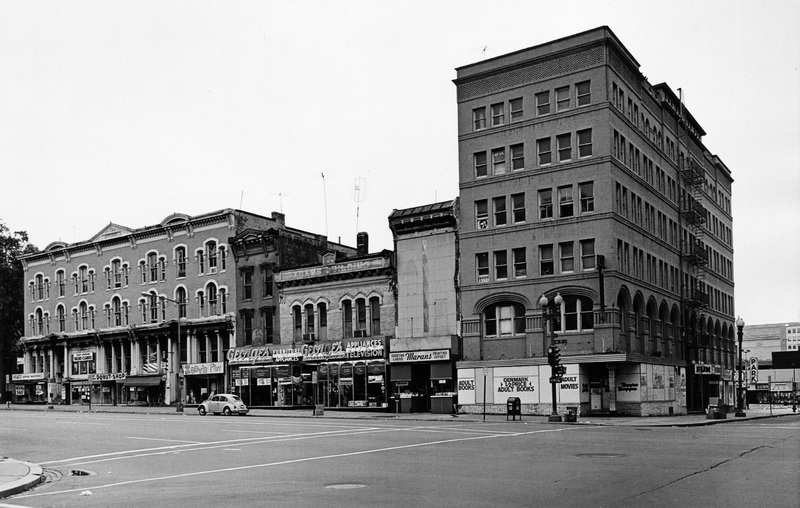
[197,394,249,416]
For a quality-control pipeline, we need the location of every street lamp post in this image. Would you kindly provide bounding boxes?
[540,293,563,423]
[735,316,746,417]
[142,292,184,412]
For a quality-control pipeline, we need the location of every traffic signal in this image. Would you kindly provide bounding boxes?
[547,346,555,365]
[555,364,567,377]
[552,346,561,366]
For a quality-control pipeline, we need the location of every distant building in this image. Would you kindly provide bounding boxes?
[740,322,800,405]
[453,26,736,416]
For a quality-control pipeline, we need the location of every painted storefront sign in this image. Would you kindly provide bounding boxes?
[183,362,224,376]
[389,350,450,363]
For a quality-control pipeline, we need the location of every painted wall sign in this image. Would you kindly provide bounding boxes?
[389,350,450,363]
[559,375,579,390]
[618,382,639,392]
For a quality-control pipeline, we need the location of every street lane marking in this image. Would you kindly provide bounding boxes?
[126,436,205,444]
[17,428,572,499]
[39,427,385,466]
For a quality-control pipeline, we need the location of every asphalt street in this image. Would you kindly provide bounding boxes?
[2,411,799,507]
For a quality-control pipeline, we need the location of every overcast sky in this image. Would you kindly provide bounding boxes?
[1,1,798,325]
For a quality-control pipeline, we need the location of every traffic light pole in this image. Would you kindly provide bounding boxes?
[547,344,562,423]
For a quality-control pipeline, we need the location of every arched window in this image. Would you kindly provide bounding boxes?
[147,253,158,282]
[208,283,218,315]
[484,302,525,337]
[113,297,122,327]
[176,287,187,318]
[197,291,205,316]
[219,288,227,313]
[207,241,218,272]
[370,297,381,335]
[317,302,327,341]
[36,274,44,300]
[56,270,66,297]
[305,303,315,336]
[35,308,44,335]
[293,306,303,341]
[79,302,89,330]
[57,305,66,332]
[176,247,187,278]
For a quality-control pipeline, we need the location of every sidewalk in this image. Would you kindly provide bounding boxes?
[1,402,796,499]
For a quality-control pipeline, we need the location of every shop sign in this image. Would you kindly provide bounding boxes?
[559,375,579,390]
[722,369,733,381]
[389,350,450,363]
[183,362,224,376]
[15,386,24,396]
[17,357,24,365]
[236,338,386,364]
[227,346,273,365]
[497,376,536,393]
[72,352,94,362]
[89,373,126,381]
[12,372,45,381]
[618,382,639,392]
[694,363,721,375]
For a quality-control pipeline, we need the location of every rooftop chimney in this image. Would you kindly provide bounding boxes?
[271,212,285,228]
[356,232,369,255]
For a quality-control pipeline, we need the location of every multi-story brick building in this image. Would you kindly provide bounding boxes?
[259,235,394,409]
[13,209,330,407]
[453,27,736,416]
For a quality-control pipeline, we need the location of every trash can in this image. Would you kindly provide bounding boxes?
[314,404,324,416]
[564,406,578,422]
[506,397,521,421]
[706,404,718,419]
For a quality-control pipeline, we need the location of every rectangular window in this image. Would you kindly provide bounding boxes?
[342,300,353,338]
[558,185,574,217]
[509,98,523,122]
[492,148,506,174]
[513,247,526,278]
[510,143,524,170]
[242,270,253,300]
[491,103,505,126]
[560,242,574,273]
[474,151,487,178]
[579,182,594,213]
[370,297,381,335]
[511,193,525,223]
[262,307,274,344]
[540,245,554,275]
[356,299,367,331]
[493,196,507,226]
[261,266,273,298]
[494,250,508,280]
[557,133,571,162]
[576,80,591,106]
[539,189,553,219]
[581,239,596,270]
[555,86,570,111]
[537,138,551,165]
[476,253,489,282]
[535,91,550,115]
[473,107,486,130]
[475,199,489,229]
[578,129,592,157]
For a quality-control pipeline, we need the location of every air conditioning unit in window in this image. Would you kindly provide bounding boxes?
[303,333,316,343]
[477,219,489,229]
[209,267,217,274]
[353,329,367,338]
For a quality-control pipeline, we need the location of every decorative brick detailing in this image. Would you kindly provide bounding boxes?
[457,47,604,102]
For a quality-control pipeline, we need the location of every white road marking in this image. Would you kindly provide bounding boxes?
[126,436,204,444]
[17,428,572,499]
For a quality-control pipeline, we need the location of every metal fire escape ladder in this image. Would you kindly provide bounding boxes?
[680,157,708,310]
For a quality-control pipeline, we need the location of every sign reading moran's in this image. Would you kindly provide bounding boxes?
[389,350,450,363]
[227,338,386,365]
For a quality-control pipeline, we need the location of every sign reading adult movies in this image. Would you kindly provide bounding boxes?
[227,338,386,365]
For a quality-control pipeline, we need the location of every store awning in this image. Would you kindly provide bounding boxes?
[124,376,163,387]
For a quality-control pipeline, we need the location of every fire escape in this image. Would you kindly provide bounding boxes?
[680,157,709,359]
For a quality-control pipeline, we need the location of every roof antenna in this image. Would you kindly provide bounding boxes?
[482,45,488,60]
[239,191,244,210]
[322,173,329,237]
[354,177,366,234]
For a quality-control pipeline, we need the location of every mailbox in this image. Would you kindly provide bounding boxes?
[506,397,522,421]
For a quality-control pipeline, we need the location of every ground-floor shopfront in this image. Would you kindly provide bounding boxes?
[227,338,389,409]
[457,356,690,417]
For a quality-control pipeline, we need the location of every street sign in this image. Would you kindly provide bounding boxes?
[550,376,563,384]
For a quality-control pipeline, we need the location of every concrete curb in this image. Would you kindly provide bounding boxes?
[0,460,43,499]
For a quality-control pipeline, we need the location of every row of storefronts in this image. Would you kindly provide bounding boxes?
[10,337,459,413]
